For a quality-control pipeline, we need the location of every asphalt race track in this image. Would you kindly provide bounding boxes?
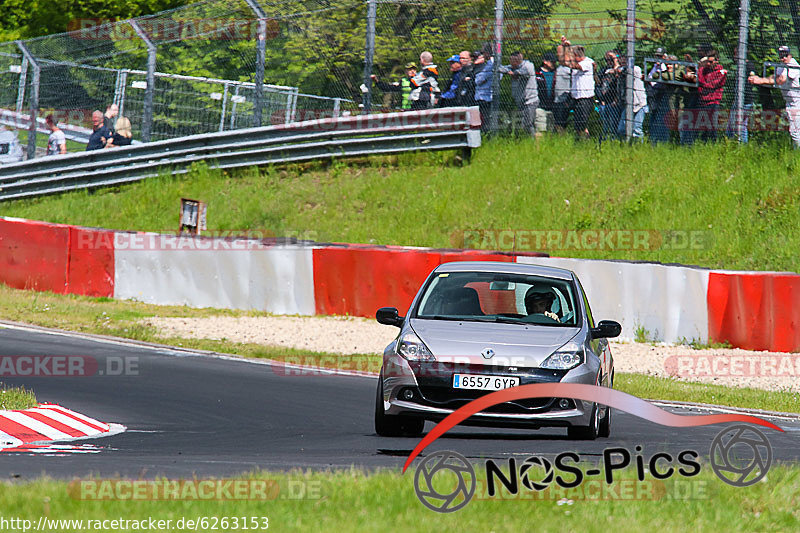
[0,325,798,480]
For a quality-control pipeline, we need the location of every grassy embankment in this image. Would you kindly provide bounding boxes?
[1,135,799,272]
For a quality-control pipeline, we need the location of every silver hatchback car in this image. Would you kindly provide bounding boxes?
[375,261,621,440]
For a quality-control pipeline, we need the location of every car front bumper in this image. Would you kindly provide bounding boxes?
[381,356,602,428]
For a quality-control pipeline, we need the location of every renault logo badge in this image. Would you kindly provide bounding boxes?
[481,348,495,359]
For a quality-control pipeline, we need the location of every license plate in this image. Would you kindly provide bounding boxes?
[453,374,520,391]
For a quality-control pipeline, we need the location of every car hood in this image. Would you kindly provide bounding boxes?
[409,318,580,368]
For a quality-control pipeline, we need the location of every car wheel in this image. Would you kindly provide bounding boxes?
[598,405,611,438]
[567,403,599,440]
[374,378,425,437]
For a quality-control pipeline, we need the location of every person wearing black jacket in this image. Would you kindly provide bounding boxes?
[535,52,557,134]
[371,63,417,110]
[458,50,476,106]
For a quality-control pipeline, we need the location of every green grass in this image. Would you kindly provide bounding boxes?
[0,466,798,532]
[0,383,37,410]
[2,136,799,272]
[615,373,800,414]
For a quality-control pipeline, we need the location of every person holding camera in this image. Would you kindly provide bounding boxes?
[562,37,595,138]
[749,45,800,148]
[598,50,624,139]
[499,52,539,135]
[648,48,674,143]
[696,49,727,142]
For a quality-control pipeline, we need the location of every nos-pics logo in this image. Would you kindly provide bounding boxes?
[413,425,773,513]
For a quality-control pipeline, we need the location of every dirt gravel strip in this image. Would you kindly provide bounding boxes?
[143,316,800,393]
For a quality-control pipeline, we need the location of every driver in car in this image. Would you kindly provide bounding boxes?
[524,288,561,322]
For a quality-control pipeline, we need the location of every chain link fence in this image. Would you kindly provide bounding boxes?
[2,0,799,159]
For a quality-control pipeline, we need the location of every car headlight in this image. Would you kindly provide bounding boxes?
[540,341,584,370]
[397,331,434,362]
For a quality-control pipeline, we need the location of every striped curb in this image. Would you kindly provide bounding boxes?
[0,403,124,450]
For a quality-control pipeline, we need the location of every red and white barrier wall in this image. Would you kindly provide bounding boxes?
[1,217,798,352]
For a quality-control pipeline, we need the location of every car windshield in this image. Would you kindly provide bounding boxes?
[415,271,579,327]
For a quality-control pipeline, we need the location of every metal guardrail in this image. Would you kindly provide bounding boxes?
[0,107,481,201]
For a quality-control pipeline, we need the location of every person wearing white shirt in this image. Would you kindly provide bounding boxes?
[749,45,800,147]
[563,39,595,138]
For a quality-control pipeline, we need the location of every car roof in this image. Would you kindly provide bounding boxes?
[434,261,574,281]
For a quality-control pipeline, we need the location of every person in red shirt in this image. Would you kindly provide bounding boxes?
[696,49,727,142]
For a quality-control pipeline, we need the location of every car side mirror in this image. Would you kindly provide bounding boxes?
[376,307,404,328]
[591,320,622,339]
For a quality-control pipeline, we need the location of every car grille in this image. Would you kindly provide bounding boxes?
[409,362,567,414]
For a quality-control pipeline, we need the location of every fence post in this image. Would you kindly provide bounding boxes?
[16,42,39,160]
[625,0,636,140]
[129,20,156,142]
[118,71,128,118]
[363,0,377,113]
[231,85,241,129]
[490,0,504,133]
[244,0,267,127]
[220,82,229,132]
[735,0,750,142]
[333,97,341,118]
[15,57,28,114]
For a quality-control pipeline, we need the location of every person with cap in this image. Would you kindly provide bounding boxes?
[749,45,800,148]
[499,51,539,135]
[648,47,674,143]
[370,62,417,111]
[696,49,727,142]
[409,51,440,110]
[535,51,558,134]
[438,54,465,107]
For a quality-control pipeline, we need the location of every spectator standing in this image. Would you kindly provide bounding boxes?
[103,104,118,133]
[438,55,465,107]
[458,51,476,106]
[45,114,66,155]
[474,45,495,132]
[499,52,539,135]
[616,65,649,139]
[648,48,674,143]
[676,53,699,145]
[598,50,624,139]
[106,117,133,147]
[371,62,417,110]
[749,45,800,148]
[409,51,439,110]
[553,44,573,132]
[696,49,727,142]
[86,110,111,151]
[536,51,557,134]
[565,41,595,138]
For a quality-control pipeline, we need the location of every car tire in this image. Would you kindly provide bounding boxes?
[598,405,611,438]
[567,403,599,440]
[374,377,425,437]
